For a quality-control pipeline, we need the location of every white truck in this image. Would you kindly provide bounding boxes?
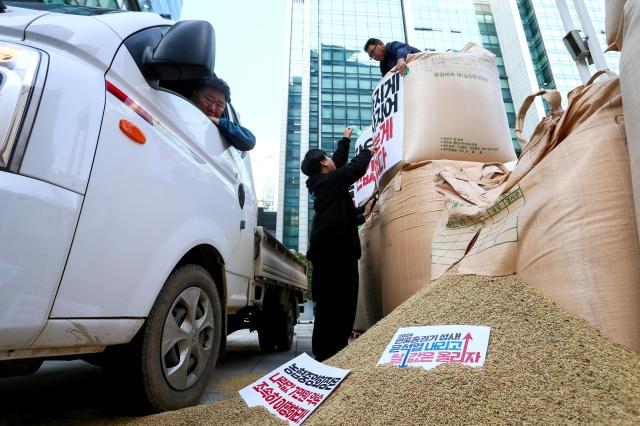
[0,1,307,412]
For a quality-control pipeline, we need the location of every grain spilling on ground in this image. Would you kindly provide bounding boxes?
[108,273,639,425]
[212,371,266,399]
[305,273,640,425]
[113,398,285,426]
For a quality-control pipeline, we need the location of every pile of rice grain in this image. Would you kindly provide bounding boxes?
[112,273,639,425]
[306,274,640,424]
[113,399,285,426]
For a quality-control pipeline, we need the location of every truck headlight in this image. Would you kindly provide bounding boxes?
[0,42,44,170]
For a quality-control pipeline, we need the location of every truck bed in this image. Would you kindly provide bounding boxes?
[254,227,307,291]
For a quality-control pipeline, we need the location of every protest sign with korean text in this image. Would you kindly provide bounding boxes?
[377,325,491,369]
[371,71,404,184]
[353,126,376,206]
[239,353,350,425]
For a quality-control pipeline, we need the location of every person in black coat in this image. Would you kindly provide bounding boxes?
[301,127,376,362]
[364,38,421,76]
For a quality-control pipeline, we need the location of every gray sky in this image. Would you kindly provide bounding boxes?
[180,0,287,205]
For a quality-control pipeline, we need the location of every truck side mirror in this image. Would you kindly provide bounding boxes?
[143,20,215,80]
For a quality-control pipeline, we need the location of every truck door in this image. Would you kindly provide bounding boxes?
[220,104,258,309]
[50,27,247,318]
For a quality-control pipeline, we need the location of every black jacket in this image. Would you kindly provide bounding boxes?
[380,41,421,76]
[306,137,373,261]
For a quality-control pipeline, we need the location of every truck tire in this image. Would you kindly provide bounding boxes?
[258,325,276,352]
[129,264,222,412]
[275,297,297,352]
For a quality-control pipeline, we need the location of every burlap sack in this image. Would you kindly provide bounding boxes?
[378,160,505,315]
[605,0,626,51]
[402,43,516,164]
[432,75,640,351]
[354,202,383,332]
[620,0,640,244]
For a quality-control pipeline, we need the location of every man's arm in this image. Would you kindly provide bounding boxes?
[388,41,420,76]
[216,118,257,151]
[331,127,353,168]
[394,42,419,60]
[329,148,373,191]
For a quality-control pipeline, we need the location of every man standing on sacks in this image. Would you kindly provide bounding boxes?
[301,127,377,362]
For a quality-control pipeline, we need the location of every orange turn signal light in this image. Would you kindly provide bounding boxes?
[119,119,146,145]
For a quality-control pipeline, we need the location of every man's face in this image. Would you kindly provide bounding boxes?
[320,155,336,173]
[367,43,386,61]
[192,87,227,119]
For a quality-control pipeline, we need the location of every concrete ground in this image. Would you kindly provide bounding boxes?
[0,319,314,425]
[200,322,313,403]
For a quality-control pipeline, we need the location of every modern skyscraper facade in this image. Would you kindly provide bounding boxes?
[277,0,615,252]
[149,0,183,19]
[277,0,405,251]
[492,0,618,135]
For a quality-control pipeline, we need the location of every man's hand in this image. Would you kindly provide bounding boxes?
[396,57,409,76]
[368,144,379,154]
[343,127,353,139]
[208,116,220,126]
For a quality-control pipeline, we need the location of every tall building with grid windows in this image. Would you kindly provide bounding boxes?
[491,0,619,135]
[277,0,614,252]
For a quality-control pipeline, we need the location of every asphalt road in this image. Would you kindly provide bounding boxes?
[0,322,314,426]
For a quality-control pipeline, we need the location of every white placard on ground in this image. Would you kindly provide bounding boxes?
[377,325,491,369]
[239,352,350,425]
[353,126,375,206]
[371,71,404,185]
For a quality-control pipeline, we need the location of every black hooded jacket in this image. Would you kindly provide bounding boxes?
[306,137,373,261]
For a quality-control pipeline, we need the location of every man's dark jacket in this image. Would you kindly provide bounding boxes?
[380,41,421,76]
[306,138,372,261]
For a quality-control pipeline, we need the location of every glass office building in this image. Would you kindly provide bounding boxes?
[277,0,405,251]
[149,0,182,19]
[278,0,614,252]
[491,0,618,135]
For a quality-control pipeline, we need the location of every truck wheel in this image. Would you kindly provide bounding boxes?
[258,325,276,352]
[132,265,222,412]
[275,297,297,352]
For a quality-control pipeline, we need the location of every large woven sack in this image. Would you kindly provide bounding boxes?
[354,202,383,332]
[378,160,504,315]
[432,75,640,351]
[402,42,516,164]
[620,0,640,243]
[605,0,626,51]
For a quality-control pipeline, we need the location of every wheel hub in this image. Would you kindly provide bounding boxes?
[160,286,215,391]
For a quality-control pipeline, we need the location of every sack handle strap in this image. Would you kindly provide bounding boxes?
[586,69,616,86]
[515,89,562,148]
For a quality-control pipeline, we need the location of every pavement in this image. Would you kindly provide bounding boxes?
[200,321,314,403]
[0,310,315,424]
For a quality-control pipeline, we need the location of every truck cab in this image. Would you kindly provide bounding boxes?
[0,1,306,412]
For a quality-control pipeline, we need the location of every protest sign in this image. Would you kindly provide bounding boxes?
[239,353,350,425]
[377,325,491,369]
[372,71,404,185]
[353,126,375,206]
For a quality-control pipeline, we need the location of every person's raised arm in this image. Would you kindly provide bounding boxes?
[331,127,353,168]
[328,144,377,191]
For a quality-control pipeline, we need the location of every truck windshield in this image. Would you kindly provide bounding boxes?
[5,0,150,15]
